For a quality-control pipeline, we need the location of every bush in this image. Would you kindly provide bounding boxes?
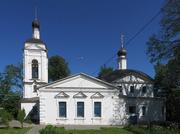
[0,109,12,127]
[40,125,64,134]
[17,109,26,128]
[124,125,180,134]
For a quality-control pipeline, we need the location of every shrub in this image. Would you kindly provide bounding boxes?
[40,125,63,134]
[17,109,26,128]
[0,109,12,127]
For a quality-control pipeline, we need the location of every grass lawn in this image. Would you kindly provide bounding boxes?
[0,128,30,134]
[40,125,180,134]
[40,126,133,134]
[67,127,132,134]
[124,125,180,134]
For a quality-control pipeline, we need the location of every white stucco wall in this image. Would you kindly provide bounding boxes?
[38,74,165,125]
[23,43,48,98]
[118,55,127,70]
[39,90,116,125]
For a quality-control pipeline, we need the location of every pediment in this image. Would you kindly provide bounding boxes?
[91,92,104,99]
[73,92,87,98]
[55,91,69,98]
[39,73,117,90]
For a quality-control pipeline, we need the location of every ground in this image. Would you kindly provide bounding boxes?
[0,124,179,134]
[0,128,30,134]
[39,125,180,134]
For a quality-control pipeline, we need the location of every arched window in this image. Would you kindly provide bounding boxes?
[32,59,38,79]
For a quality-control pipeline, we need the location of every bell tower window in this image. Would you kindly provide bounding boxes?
[32,59,38,79]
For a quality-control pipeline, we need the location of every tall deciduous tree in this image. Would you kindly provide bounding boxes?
[146,0,180,122]
[48,55,70,81]
[147,0,180,64]
[0,64,23,118]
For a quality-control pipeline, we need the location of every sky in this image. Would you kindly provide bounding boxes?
[0,0,164,77]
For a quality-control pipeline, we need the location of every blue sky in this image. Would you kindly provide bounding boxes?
[0,0,164,77]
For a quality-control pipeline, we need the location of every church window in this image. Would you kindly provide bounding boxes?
[77,102,84,117]
[142,86,147,93]
[142,106,146,116]
[94,102,101,117]
[130,86,135,93]
[32,59,39,79]
[129,106,136,114]
[59,102,66,117]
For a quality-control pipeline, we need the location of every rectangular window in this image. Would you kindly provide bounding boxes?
[130,86,135,93]
[59,102,66,117]
[142,106,146,116]
[94,102,101,117]
[77,102,84,117]
[129,106,136,114]
[142,86,147,93]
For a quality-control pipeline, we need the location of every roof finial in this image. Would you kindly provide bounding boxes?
[120,33,124,48]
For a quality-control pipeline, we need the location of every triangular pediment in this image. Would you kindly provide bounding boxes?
[39,73,117,90]
[73,92,87,98]
[91,92,104,99]
[55,91,69,98]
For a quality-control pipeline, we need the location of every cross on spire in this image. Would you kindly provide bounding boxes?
[120,33,124,48]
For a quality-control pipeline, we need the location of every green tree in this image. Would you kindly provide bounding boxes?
[147,0,180,64]
[17,109,26,128]
[48,55,70,81]
[0,64,22,118]
[166,89,180,122]
[98,65,113,79]
[1,93,20,119]
[0,109,12,128]
[146,0,180,122]
[0,64,23,95]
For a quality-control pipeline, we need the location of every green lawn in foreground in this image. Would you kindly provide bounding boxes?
[40,125,180,134]
[124,125,180,134]
[0,128,30,134]
[67,127,133,134]
[40,126,133,134]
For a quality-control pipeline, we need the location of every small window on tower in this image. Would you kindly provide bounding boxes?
[32,59,38,79]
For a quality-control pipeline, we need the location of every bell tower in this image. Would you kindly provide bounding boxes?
[23,19,48,98]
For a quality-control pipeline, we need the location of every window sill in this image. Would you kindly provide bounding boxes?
[74,117,85,120]
[56,117,68,120]
[92,117,102,120]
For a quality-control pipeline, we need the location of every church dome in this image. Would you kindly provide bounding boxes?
[32,19,40,29]
[117,48,127,56]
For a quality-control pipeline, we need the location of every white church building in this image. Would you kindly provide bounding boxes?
[21,19,165,125]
